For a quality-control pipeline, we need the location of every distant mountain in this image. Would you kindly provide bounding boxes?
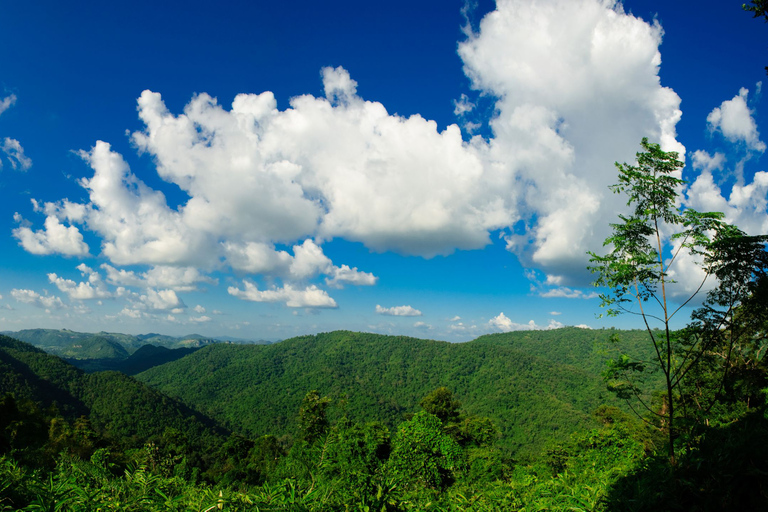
[0,334,226,445]
[137,328,656,457]
[68,344,200,375]
[212,336,275,344]
[3,328,219,358]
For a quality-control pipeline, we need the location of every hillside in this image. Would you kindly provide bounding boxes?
[3,328,220,358]
[0,334,225,446]
[137,328,652,456]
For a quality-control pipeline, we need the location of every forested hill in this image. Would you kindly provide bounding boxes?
[2,328,221,358]
[137,328,649,456]
[0,334,225,446]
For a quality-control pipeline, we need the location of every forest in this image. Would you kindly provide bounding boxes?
[1,314,766,510]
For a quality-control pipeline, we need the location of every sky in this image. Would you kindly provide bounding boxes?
[0,0,766,342]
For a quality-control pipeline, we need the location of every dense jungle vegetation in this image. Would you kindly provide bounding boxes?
[1,318,767,510]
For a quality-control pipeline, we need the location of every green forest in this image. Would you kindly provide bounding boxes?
[1,318,766,510]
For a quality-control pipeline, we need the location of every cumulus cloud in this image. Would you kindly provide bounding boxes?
[119,307,143,319]
[685,166,768,238]
[11,289,66,310]
[488,312,564,332]
[13,214,89,256]
[460,0,683,282]
[1,138,32,171]
[102,264,216,292]
[706,87,765,152]
[691,150,726,174]
[539,287,599,299]
[325,264,378,288]
[48,264,112,300]
[140,289,185,311]
[375,304,423,316]
[228,281,338,308]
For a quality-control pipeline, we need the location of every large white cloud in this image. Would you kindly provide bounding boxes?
[459,0,683,283]
[129,69,510,259]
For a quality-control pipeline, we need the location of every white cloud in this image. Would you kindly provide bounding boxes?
[140,289,185,311]
[193,304,206,314]
[322,66,358,104]
[1,138,31,171]
[413,321,432,330]
[691,150,726,174]
[488,312,564,332]
[102,264,216,292]
[375,304,422,316]
[449,315,461,322]
[459,0,684,282]
[685,168,768,237]
[190,315,212,323]
[77,142,207,266]
[0,94,16,116]
[325,264,378,288]
[453,93,475,116]
[128,83,506,259]
[11,289,66,310]
[13,215,89,256]
[706,87,765,152]
[48,265,112,300]
[550,311,562,316]
[539,287,599,299]
[119,307,143,319]
[228,281,338,308]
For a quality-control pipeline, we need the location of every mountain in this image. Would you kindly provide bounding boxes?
[137,328,654,457]
[4,328,221,354]
[0,334,225,445]
[68,344,199,375]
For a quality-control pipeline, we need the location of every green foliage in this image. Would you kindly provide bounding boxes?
[137,328,640,458]
[588,138,746,463]
[1,336,764,511]
[388,411,465,490]
[298,390,331,443]
[420,387,462,425]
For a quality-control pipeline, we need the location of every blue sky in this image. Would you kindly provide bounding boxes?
[0,0,766,341]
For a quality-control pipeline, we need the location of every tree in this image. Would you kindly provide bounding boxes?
[588,138,734,464]
[676,228,768,432]
[297,390,331,444]
[744,0,768,20]
[743,1,768,74]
